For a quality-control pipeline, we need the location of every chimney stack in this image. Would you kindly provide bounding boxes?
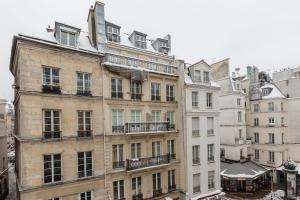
[46,25,54,32]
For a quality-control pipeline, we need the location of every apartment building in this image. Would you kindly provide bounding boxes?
[9,1,185,200]
[0,99,9,200]
[183,61,222,199]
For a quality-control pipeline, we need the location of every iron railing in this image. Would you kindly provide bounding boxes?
[42,85,61,94]
[168,184,176,192]
[132,193,143,200]
[126,155,170,171]
[77,90,92,96]
[43,131,62,140]
[153,188,163,197]
[112,161,125,169]
[77,130,92,138]
[125,122,174,133]
[112,126,125,133]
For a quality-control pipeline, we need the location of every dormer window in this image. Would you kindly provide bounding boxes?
[194,70,201,82]
[203,71,210,83]
[55,22,80,48]
[262,88,271,96]
[135,34,146,49]
[105,22,120,43]
[60,30,76,47]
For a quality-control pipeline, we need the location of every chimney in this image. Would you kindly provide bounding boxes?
[93,1,106,52]
[232,72,236,78]
[46,25,54,32]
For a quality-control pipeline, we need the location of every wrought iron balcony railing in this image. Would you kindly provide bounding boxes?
[112,161,125,169]
[77,90,92,96]
[112,126,125,133]
[125,122,175,133]
[132,193,143,200]
[126,155,170,171]
[168,184,176,192]
[43,131,62,140]
[42,85,61,94]
[77,130,92,138]
[153,188,163,197]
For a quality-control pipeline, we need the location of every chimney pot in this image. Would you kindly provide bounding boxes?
[46,25,54,32]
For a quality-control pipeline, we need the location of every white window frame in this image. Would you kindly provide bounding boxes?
[78,111,92,131]
[77,72,91,92]
[192,145,200,164]
[269,151,275,163]
[42,66,60,86]
[60,29,77,47]
[254,149,259,160]
[167,140,175,157]
[113,180,124,200]
[168,169,176,189]
[113,144,124,162]
[268,102,274,112]
[78,191,93,200]
[194,70,201,81]
[132,176,142,195]
[43,154,62,184]
[131,143,141,159]
[207,144,214,162]
[166,85,175,101]
[151,111,161,123]
[208,170,215,190]
[192,92,198,107]
[203,71,210,83]
[237,111,242,122]
[152,141,161,157]
[77,151,93,178]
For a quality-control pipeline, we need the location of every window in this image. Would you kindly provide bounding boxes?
[254,118,259,126]
[207,117,214,136]
[193,173,201,193]
[239,129,242,138]
[240,149,243,159]
[192,117,200,137]
[238,111,242,122]
[254,149,259,160]
[168,170,176,191]
[77,151,92,178]
[207,144,214,162]
[203,71,210,83]
[192,92,198,107]
[167,111,175,129]
[106,25,120,43]
[131,80,142,100]
[60,30,76,47]
[131,143,141,159]
[262,88,270,96]
[254,132,259,143]
[268,102,274,112]
[132,176,142,196]
[111,79,123,99]
[167,140,176,159]
[77,72,91,95]
[151,111,161,123]
[166,85,175,102]
[135,34,146,49]
[152,173,162,196]
[43,154,62,184]
[194,70,201,81]
[131,110,141,123]
[237,98,241,106]
[281,102,284,111]
[281,117,284,126]
[192,145,200,164]
[208,171,215,190]
[79,191,92,200]
[113,180,124,200]
[151,83,160,101]
[206,93,213,108]
[78,111,92,137]
[269,151,275,163]
[269,117,275,125]
[112,109,124,133]
[43,110,61,139]
[269,133,275,144]
[152,141,161,157]
[254,104,260,112]
[43,67,60,86]
[113,144,124,168]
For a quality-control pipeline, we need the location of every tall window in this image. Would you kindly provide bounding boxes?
[43,154,62,184]
[43,67,60,86]
[207,117,214,136]
[254,149,259,160]
[237,111,242,122]
[128,110,141,132]
[281,117,284,126]
[77,72,91,95]
[152,173,162,196]
[43,110,61,139]
[112,109,124,133]
[151,83,161,101]
[166,85,175,102]
[208,171,215,190]
[268,102,274,112]
[268,117,275,125]
[77,151,92,178]
[167,140,176,159]
[281,102,284,111]
[78,111,92,137]
[167,111,175,129]
[269,151,275,163]
[192,92,198,107]
[237,98,241,106]
[135,34,146,49]
[132,176,142,197]
[168,170,176,191]
[131,80,142,100]
[113,180,124,200]
[254,104,260,112]
[194,70,201,81]
[106,25,120,43]
[208,144,214,162]
[131,143,141,159]
[192,145,200,164]
[203,71,210,83]
[152,141,161,157]
[269,133,275,144]
[79,191,92,200]
[254,132,259,143]
[193,173,201,193]
[151,111,161,123]
[60,30,76,47]
[254,118,259,126]
[192,117,200,137]
[111,78,123,99]
[206,93,213,108]
[239,129,242,138]
[113,144,124,168]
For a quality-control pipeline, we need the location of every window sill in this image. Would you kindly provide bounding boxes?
[192,163,201,166]
[42,138,62,142]
[42,181,63,187]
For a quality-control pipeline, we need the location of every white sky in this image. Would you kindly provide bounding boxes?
[1,0,300,101]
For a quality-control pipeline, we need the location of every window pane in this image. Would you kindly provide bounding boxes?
[69,33,76,47]
[61,31,68,45]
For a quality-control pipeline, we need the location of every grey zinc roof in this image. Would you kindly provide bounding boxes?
[221,161,268,179]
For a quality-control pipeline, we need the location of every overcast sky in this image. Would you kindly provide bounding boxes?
[1,0,300,101]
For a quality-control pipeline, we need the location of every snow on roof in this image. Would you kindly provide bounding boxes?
[221,161,268,179]
[277,162,300,174]
[184,71,220,88]
[261,83,285,99]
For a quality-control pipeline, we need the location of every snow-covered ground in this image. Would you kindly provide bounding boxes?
[263,190,284,200]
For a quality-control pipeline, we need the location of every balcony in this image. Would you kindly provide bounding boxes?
[207,129,214,136]
[112,161,125,169]
[126,155,170,171]
[43,131,61,140]
[192,130,200,137]
[132,193,143,200]
[166,96,175,102]
[125,122,175,134]
[131,93,142,100]
[77,90,91,96]
[77,130,92,138]
[168,184,176,192]
[112,126,125,133]
[111,92,123,99]
[42,85,61,94]
[153,188,163,197]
